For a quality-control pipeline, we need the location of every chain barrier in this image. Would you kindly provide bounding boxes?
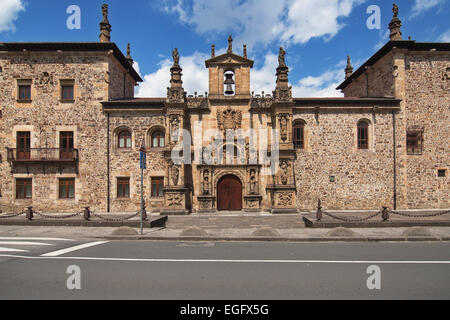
[0,211,26,219]
[91,211,140,222]
[34,211,83,219]
[321,210,382,222]
[390,210,450,218]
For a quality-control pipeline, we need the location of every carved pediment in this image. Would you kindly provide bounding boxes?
[205,53,254,68]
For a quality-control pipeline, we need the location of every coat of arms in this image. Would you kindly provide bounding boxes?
[217,106,242,132]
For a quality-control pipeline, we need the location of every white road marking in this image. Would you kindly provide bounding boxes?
[0,237,75,241]
[0,254,449,264]
[0,247,28,253]
[40,241,110,257]
[0,241,52,246]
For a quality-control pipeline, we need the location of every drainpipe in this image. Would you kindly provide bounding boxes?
[365,66,369,97]
[107,111,111,213]
[392,110,397,210]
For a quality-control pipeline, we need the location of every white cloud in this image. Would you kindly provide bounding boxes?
[438,29,450,42]
[0,0,25,33]
[136,51,345,98]
[409,0,445,19]
[160,0,366,48]
[135,52,209,97]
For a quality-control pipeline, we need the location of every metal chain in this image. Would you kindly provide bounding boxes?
[0,211,26,219]
[91,212,140,222]
[390,210,450,218]
[34,211,83,219]
[321,210,382,222]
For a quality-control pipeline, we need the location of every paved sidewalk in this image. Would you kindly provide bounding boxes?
[0,225,449,242]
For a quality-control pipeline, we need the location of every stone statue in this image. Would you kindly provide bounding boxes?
[393,3,399,18]
[249,169,257,195]
[278,47,286,68]
[172,48,180,66]
[203,171,210,195]
[280,160,289,185]
[170,162,180,186]
[227,35,233,54]
[280,114,288,141]
[170,116,180,142]
[101,4,109,23]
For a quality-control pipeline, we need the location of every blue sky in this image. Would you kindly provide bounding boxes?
[1,0,449,97]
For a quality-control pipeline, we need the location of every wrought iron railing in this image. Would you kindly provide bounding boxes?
[6,148,79,162]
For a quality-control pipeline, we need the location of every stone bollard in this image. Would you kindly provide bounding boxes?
[83,207,91,221]
[382,206,390,221]
[26,206,34,221]
[316,199,322,221]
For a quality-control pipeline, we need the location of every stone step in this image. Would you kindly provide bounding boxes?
[163,214,305,229]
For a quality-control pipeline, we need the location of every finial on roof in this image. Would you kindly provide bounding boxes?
[126,43,133,65]
[172,48,180,66]
[99,4,111,43]
[345,55,353,79]
[243,45,247,58]
[211,44,215,58]
[227,35,233,54]
[389,3,402,41]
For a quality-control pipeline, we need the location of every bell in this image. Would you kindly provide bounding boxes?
[224,73,235,95]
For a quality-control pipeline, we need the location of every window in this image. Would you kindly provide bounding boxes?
[151,177,164,197]
[59,178,75,199]
[16,178,32,199]
[152,131,165,148]
[293,121,305,150]
[60,80,75,101]
[438,169,447,178]
[117,178,130,198]
[357,121,369,149]
[407,127,424,155]
[60,132,74,159]
[18,80,31,101]
[118,130,132,149]
[17,132,31,160]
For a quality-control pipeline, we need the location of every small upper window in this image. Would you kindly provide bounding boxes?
[438,169,447,178]
[118,130,132,149]
[152,131,165,148]
[60,80,75,101]
[17,80,32,101]
[357,121,369,150]
[407,127,424,155]
[293,121,305,150]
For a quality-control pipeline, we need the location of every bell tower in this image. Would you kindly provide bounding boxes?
[205,35,254,99]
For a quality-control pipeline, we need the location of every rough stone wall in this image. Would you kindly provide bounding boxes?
[293,110,396,210]
[343,53,395,98]
[403,52,449,208]
[108,112,167,212]
[0,52,111,213]
[108,56,135,100]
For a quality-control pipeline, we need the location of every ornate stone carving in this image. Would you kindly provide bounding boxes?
[172,48,180,66]
[167,87,185,103]
[227,35,233,54]
[170,115,180,142]
[169,161,180,186]
[278,47,286,68]
[279,114,289,142]
[39,72,52,85]
[279,160,290,185]
[249,169,257,195]
[273,87,292,102]
[217,106,242,132]
[277,192,292,207]
[202,170,211,195]
[167,193,183,207]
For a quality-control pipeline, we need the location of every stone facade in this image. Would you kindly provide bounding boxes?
[0,4,448,214]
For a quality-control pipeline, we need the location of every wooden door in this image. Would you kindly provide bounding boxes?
[17,132,30,160]
[60,132,74,159]
[217,175,242,211]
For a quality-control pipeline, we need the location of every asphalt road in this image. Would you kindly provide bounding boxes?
[0,240,449,300]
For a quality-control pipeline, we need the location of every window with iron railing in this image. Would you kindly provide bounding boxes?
[407,128,424,155]
[357,121,369,150]
[293,121,305,150]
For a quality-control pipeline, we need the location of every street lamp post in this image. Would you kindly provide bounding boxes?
[139,140,147,235]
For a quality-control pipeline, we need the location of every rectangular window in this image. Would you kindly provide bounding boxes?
[60,80,75,101]
[16,178,32,199]
[117,178,130,198]
[17,131,31,160]
[17,80,32,101]
[438,169,447,178]
[59,178,75,199]
[151,177,164,197]
[407,128,424,155]
[60,132,74,159]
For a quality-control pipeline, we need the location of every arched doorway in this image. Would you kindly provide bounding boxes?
[217,175,242,211]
